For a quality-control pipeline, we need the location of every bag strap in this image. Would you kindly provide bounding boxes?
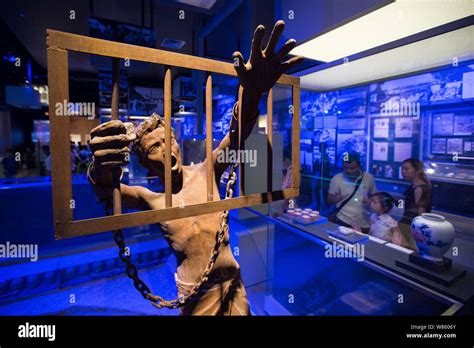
[334,173,364,214]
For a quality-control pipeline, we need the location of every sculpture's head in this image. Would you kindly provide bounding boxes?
[133,113,182,179]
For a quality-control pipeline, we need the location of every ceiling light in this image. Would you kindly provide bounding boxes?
[292,0,473,63]
[299,25,473,91]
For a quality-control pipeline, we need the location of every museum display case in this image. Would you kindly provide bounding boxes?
[0,1,473,345]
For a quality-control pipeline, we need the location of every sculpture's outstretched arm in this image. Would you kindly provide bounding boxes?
[213,20,303,181]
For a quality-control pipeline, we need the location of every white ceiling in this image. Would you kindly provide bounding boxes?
[292,0,474,63]
[299,25,474,91]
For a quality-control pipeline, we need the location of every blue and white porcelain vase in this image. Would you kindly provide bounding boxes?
[411,213,455,261]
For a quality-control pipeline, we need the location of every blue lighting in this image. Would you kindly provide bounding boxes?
[2,53,16,63]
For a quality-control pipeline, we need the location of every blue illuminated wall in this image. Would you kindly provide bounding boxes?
[299,61,474,181]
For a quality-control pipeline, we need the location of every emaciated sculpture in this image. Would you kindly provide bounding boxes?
[87,20,303,315]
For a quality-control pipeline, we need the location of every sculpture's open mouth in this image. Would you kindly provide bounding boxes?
[171,155,178,171]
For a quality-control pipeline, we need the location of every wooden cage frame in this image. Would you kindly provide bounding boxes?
[46,29,300,239]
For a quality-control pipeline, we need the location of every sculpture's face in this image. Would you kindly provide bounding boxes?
[140,126,182,178]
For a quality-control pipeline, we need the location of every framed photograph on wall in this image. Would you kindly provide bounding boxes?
[454,115,474,136]
[394,142,412,162]
[431,138,447,154]
[447,138,463,155]
[373,142,389,161]
[395,117,413,138]
[432,113,454,135]
[373,118,389,138]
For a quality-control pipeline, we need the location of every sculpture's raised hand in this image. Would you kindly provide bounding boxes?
[232,20,304,96]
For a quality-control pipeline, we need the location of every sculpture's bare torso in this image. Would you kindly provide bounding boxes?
[130,162,245,315]
[140,163,238,284]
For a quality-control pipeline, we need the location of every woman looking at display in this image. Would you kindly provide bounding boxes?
[399,158,433,250]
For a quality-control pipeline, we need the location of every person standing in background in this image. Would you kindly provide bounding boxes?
[2,149,19,178]
[281,148,312,208]
[282,148,292,190]
[24,147,36,170]
[328,153,377,233]
[71,145,80,173]
[399,158,432,250]
[41,145,51,176]
[78,145,92,175]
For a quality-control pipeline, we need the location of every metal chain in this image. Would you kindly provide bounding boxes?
[110,161,239,309]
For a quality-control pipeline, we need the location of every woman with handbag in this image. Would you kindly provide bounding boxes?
[397,158,433,251]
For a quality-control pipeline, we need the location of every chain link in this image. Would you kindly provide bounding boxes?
[110,161,239,309]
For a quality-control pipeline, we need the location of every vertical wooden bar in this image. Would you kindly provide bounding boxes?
[47,47,73,233]
[164,67,172,208]
[292,85,300,190]
[237,86,244,196]
[111,58,120,119]
[206,74,213,201]
[267,88,273,193]
[111,58,122,215]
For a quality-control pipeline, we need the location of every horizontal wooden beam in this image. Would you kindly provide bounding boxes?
[46,29,300,86]
[56,188,299,238]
